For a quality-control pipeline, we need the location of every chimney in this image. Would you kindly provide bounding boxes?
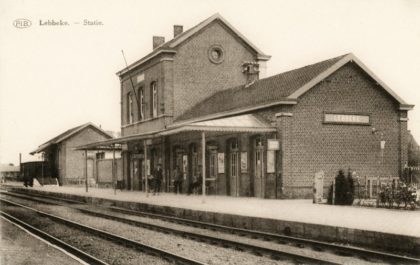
[153,36,165,49]
[173,25,183,38]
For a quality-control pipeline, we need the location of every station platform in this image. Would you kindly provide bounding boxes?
[2,182,420,255]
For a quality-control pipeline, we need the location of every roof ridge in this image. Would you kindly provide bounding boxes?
[117,13,269,76]
[176,53,350,121]
[31,122,113,155]
[258,53,350,83]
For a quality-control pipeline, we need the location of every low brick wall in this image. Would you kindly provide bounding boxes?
[10,187,420,257]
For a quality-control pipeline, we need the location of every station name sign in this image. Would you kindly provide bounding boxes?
[324,113,370,125]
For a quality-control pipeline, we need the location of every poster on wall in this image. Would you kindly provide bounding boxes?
[218,153,225,173]
[267,139,280,151]
[182,155,188,179]
[267,150,275,173]
[241,152,247,173]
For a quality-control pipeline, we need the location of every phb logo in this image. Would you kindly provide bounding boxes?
[13,19,32,29]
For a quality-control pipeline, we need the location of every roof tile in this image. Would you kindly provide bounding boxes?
[176,54,347,121]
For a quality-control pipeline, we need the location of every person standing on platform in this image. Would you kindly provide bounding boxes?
[196,165,203,194]
[173,166,182,194]
[188,165,203,195]
[148,173,155,195]
[154,163,163,195]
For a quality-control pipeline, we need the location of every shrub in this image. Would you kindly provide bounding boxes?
[379,182,417,210]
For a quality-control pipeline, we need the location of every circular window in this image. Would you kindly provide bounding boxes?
[208,45,224,64]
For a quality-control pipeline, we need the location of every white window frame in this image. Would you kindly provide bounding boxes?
[138,87,144,121]
[128,92,133,124]
[151,82,158,118]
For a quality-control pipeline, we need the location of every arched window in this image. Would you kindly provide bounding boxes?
[255,136,264,148]
[138,87,144,121]
[127,92,133,124]
[151,82,158,118]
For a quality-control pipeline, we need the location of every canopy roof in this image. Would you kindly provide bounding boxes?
[76,114,275,150]
[162,114,275,135]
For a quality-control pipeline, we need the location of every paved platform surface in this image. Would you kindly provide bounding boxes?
[3,182,420,238]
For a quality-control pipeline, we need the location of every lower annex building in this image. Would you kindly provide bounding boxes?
[78,14,414,199]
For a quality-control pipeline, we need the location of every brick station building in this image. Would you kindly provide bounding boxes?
[31,123,113,185]
[79,14,414,198]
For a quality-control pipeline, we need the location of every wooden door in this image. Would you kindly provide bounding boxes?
[230,151,239,196]
[254,137,265,198]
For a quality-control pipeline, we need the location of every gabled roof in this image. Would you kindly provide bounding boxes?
[117,13,270,77]
[30,123,113,155]
[176,53,413,123]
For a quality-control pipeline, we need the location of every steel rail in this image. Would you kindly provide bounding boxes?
[0,210,109,265]
[1,193,339,264]
[8,189,84,204]
[3,190,420,264]
[108,206,420,264]
[0,198,207,265]
[1,193,340,264]
[78,207,342,264]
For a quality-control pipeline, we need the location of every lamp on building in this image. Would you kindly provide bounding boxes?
[372,128,386,179]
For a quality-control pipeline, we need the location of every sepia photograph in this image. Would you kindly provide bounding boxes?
[1,0,420,264]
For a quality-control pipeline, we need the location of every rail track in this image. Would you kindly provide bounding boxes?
[2,190,420,264]
[1,211,107,265]
[108,207,420,264]
[0,198,206,265]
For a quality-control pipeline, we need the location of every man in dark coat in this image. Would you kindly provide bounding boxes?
[173,166,182,194]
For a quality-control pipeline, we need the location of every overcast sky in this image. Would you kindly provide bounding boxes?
[1,0,419,165]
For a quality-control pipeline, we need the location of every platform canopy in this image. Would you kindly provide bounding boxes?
[161,114,276,135]
[76,114,276,150]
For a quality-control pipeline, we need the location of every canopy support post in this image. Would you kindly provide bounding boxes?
[112,144,116,195]
[144,140,148,197]
[85,149,88,193]
[202,132,206,203]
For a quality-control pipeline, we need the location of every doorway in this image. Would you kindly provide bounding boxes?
[228,138,240,196]
[253,136,265,198]
[131,158,144,191]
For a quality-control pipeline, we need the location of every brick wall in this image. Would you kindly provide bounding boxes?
[96,158,123,183]
[120,56,174,136]
[120,20,262,139]
[173,21,256,118]
[281,63,403,198]
[62,127,111,182]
